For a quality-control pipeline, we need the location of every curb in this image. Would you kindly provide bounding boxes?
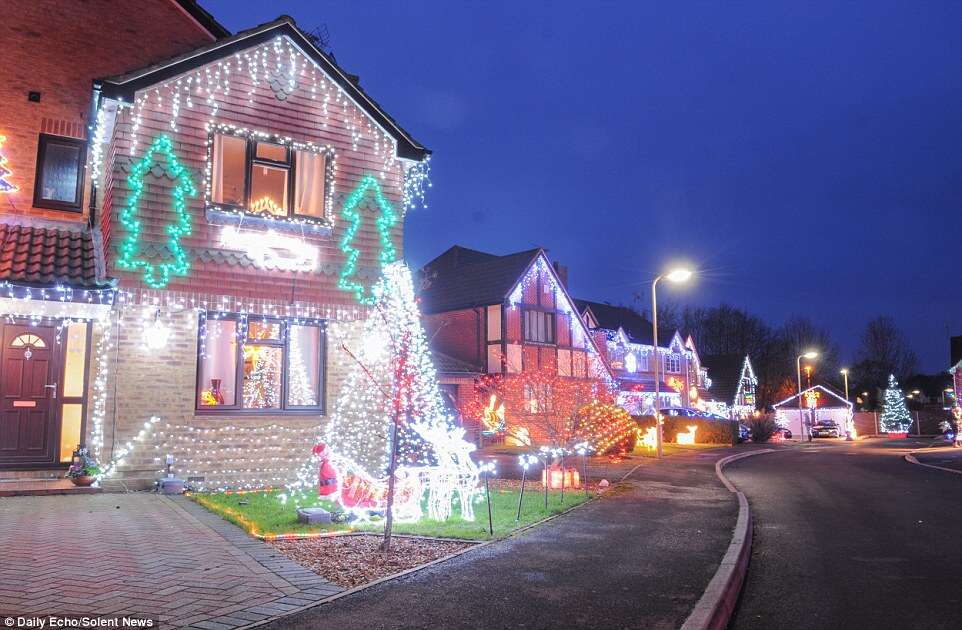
[681,449,775,630]
[905,451,962,476]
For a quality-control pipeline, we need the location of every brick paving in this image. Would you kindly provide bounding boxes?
[0,493,342,628]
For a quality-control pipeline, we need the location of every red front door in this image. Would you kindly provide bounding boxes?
[0,324,60,467]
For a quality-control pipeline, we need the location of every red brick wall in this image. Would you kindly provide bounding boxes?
[103,33,411,307]
[0,0,217,222]
[424,309,481,365]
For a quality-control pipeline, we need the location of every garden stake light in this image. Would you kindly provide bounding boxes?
[517,454,538,521]
[539,446,552,510]
[557,447,568,505]
[480,460,497,536]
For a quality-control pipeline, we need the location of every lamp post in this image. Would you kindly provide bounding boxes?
[651,267,693,458]
[796,351,818,441]
[840,368,849,401]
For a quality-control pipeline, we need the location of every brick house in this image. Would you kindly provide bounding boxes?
[574,300,712,415]
[0,4,431,490]
[419,246,614,446]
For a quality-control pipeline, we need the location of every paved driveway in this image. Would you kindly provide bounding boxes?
[0,494,341,628]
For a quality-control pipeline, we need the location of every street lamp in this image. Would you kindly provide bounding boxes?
[652,266,693,458]
[797,351,818,442]
[840,368,849,401]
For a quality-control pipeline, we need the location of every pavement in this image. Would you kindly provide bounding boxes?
[264,448,740,630]
[0,493,342,628]
[725,438,962,630]
[912,442,962,471]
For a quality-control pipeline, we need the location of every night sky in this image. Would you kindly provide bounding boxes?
[205,0,962,371]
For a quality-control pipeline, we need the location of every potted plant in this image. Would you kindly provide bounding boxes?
[67,447,100,487]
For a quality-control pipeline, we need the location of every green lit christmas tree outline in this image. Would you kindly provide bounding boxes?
[117,134,197,289]
[337,174,398,305]
[0,135,18,193]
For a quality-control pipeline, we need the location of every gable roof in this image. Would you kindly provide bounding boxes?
[418,246,542,314]
[704,354,751,405]
[773,384,852,410]
[97,16,429,161]
[574,299,654,344]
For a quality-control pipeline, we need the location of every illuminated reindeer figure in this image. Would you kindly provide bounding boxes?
[413,422,481,522]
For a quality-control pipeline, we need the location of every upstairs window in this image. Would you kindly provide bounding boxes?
[523,310,555,344]
[210,130,330,223]
[664,353,682,373]
[34,134,86,212]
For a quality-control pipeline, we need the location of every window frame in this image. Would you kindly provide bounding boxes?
[207,127,334,225]
[33,134,87,212]
[195,314,326,415]
[522,308,556,345]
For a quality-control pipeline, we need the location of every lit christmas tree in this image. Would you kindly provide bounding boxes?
[880,374,911,432]
[315,262,479,522]
[0,135,17,193]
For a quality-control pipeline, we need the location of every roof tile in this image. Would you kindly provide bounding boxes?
[0,224,109,288]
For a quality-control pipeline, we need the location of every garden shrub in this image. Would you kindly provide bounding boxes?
[748,415,776,443]
[633,414,737,445]
[575,401,635,454]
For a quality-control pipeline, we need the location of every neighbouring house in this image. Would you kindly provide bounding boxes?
[0,4,431,490]
[0,0,226,475]
[419,246,614,446]
[773,385,853,439]
[701,354,758,419]
[574,300,711,415]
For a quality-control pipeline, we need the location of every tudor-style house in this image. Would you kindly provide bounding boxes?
[574,300,711,415]
[701,354,758,419]
[0,3,430,490]
[419,246,614,446]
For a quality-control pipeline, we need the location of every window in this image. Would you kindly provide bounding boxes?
[523,382,552,413]
[34,134,86,211]
[665,353,681,373]
[523,310,555,344]
[209,131,329,222]
[197,316,325,412]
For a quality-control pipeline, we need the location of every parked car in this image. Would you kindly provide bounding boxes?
[811,420,840,438]
[661,407,699,417]
[773,426,793,439]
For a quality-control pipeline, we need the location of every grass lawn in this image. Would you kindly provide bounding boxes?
[191,482,592,541]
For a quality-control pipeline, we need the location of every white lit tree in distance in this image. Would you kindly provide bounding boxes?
[880,374,911,433]
[319,262,479,532]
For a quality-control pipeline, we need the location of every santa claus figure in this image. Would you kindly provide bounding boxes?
[312,443,339,496]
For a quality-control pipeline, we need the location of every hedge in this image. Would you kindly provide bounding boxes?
[633,415,738,445]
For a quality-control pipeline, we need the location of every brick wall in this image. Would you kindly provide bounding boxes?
[0,0,217,221]
[90,306,364,490]
[102,33,408,308]
[424,309,481,365]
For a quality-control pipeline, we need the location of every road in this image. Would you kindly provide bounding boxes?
[727,439,962,630]
[264,450,737,630]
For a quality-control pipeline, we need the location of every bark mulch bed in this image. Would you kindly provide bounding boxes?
[269,534,475,588]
